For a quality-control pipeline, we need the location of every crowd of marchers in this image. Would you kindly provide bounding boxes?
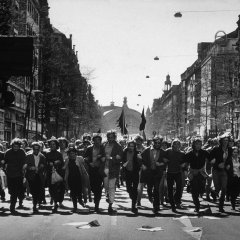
[0,130,240,215]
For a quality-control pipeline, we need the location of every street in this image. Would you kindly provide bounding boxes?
[1,186,240,240]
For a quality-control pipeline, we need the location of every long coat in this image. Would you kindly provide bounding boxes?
[25,153,46,185]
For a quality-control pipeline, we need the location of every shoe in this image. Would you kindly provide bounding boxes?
[176,203,183,209]
[52,204,58,213]
[108,205,117,214]
[153,208,159,214]
[10,209,18,215]
[171,206,177,212]
[16,204,24,210]
[33,208,39,214]
[219,207,225,213]
[131,207,138,214]
[137,201,141,207]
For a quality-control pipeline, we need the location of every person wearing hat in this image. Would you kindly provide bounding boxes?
[140,136,166,214]
[84,133,105,213]
[25,142,46,213]
[184,138,209,213]
[209,134,232,212]
[45,137,65,213]
[3,138,26,214]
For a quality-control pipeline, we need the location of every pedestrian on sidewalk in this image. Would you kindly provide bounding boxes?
[25,142,46,214]
[3,138,26,214]
[103,130,123,214]
[84,133,105,213]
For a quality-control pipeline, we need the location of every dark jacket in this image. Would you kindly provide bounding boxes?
[210,146,232,171]
[103,141,123,179]
[141,147,166,174]
[122,148,141,173]
[25,153,46,184]
[4,148,26,178]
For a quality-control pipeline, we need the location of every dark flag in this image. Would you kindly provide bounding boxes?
[117,109,128,135]
[139,108,146,131]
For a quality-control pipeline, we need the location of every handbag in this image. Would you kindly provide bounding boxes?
[51,167,63,184]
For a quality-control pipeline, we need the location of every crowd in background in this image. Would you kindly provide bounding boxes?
[0,130,240,216]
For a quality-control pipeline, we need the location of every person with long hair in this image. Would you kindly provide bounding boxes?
[122,141,141,213]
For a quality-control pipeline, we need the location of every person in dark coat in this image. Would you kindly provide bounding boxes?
[3,138,26,214]
[184,138,209,212]
[25,142,46,213]
[141,136,166,214]
[64,147,85,213]
[45,137,65,213]
[122,141,141,213]
[210,134,232,212]
[225,146,240,210]
[84,133,105,213]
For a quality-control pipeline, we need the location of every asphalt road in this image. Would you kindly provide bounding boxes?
[1,186,240,240]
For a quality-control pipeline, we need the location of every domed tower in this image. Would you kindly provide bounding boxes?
[164,74,172,93]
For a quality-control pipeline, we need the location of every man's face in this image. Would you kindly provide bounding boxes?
[59,141,66,149]
[194,141,202,151]
[12,144,20,151]
[49,141,57,151]
[33,146,40,155]
[153,141,161,150]
[222,138,228,148]
[93,137,101,146]
[135,139,143,147]
[107,134,115,143]
[172,141,180,151]
[128,143,135,152]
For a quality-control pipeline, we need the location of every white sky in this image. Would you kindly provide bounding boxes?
[48,0,240,112]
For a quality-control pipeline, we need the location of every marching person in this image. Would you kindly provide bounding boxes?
[45,137,65,213]
[225,146,240,210]
[103,130,123,214]
[141,136,166,214]
[184,138,209,212]
[64,146,88,213]
[164,139,185,212]
[122,141,141,213]
[134,135,146,207]
[210,134,232,212]
[3,138,26,214]
[84,133,105,213]
[25,142,46,213]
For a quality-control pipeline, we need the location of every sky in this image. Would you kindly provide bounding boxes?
[48,0,240,112]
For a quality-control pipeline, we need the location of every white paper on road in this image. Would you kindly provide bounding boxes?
[202,216,221,220]
[63,222,89,226]
[136,226,164,232]
[185,227,202,233]
[172,216,198,220]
